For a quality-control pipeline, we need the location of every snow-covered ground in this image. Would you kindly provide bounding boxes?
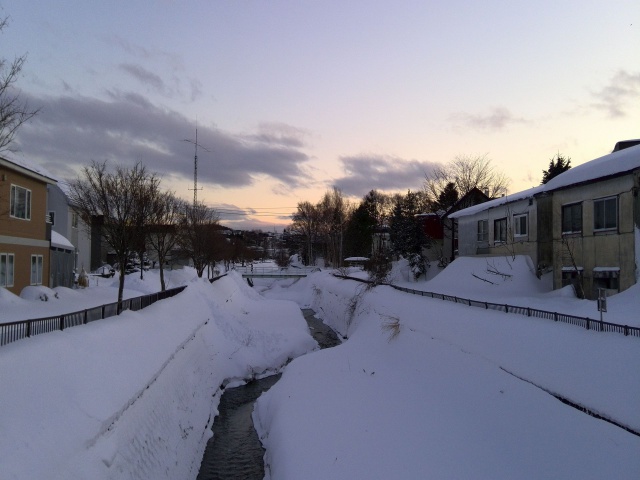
[1,258,638,479]
[0,268,316,479]
[255,258,640,479]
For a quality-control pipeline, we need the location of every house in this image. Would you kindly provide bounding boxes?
[0,156,57,295]
[47,183,92,287]
[542,141,640,299]
[448,185,550,273]
[450,141,640,299]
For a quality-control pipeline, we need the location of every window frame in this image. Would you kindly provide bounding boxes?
[477,220,488,242]
[494,217,507,244]
[513,213,528,237]
[30,254,43,286]
[561,202,582,235]
[10,184,32,220]
[72,212,79,229]
[0,253,15,287]
[593,196,618,232]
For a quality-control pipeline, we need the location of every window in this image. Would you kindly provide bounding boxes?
[594,196,617,231]
[514,214,527,237]
[10,185,32,220]
[72,212,78,228]
[562,203,582,234]
[0,253,15,287]
[30,255,43,285]
[48,211,55,225]
[477,220,488,242]
[494,218,507,243]
[593,268,620,293]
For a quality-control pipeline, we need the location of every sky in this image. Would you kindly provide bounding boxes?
[2,0,639,230]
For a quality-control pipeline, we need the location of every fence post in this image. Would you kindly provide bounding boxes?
[101,305,105,319]
[527,307,531,317]
[26,320,31,338]
[554,312,558,322]
[84,309,88,325]
[624,325,629,336]
[485,302,488,309]
[505,304,509,313]
[586,318,590,330]
[599,319,604,332]
[60,315,65,331]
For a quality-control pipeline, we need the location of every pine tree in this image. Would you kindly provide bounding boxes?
[541,153,572,184]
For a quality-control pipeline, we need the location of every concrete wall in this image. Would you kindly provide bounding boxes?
[551,174,637,299]
[456,196,539,267]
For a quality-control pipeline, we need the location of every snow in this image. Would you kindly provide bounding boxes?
[448,185,543,219]
[1,259,638,479]
[0,267,316,479]
[255,264,640,479]
[50,230,74,250]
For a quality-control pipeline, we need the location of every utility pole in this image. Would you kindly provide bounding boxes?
[183,127,209,206]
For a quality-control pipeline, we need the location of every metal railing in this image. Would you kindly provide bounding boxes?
[334,275,640,338]
[0,285,188,348]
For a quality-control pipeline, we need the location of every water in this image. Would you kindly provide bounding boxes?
[197,309,340,480]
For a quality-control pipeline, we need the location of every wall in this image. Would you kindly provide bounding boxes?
[0,167,50,295]
[551,174,637,299]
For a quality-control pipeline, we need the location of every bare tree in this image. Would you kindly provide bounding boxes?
[290,201,320,266]
[424,154,509,206]
[177,201,220,278]
[68,161,151,309]
[317,187,350,268]
[147,192,183,291]
[0,16,39,154]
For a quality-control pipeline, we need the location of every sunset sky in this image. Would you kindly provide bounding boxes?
[3,0,639,230]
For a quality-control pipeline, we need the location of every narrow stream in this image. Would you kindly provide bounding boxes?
[196,309,340,480]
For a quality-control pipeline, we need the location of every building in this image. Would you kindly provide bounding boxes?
[450,141,640,299]
[0,156,57,295]
[47,183,92,287]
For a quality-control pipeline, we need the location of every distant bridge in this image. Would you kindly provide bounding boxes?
[234,265,320,279]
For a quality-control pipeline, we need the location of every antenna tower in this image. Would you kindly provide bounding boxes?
[183,127,210,206]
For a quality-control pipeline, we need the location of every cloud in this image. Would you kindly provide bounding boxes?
[333,154,438,198]
[591,70,640,118]
[119,63,165,92]
[450,107,528,132]
[13,91,312,190]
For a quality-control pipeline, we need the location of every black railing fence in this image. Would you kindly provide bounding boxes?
[0,285,187,348]
[334,275,639,339]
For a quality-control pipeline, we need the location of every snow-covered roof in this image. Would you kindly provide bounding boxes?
[450,143,640,219]
[544,143,640,191]
[448,185,543,219]
[51,231,74,250]
[0,154,57,184]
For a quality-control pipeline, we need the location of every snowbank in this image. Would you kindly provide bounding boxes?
[255,271,640,479]
[0,271,316,479]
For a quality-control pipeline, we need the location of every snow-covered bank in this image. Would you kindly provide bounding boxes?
[255,270,640,479]
[0,271,316,479]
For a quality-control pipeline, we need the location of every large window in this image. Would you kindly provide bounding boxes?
[0,253,15,287]
[594,196,617,231]
[494,218,507,243]
[562,203,582,234]
[514,214,527,237]
[10,185,32,220]
[477,220,488,242]
[72,212,78,228]
[30,254,43,285]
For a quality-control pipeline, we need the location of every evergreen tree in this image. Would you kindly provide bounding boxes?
[541,153,572,184]
[434,182,459,212]
[389,191,428,258]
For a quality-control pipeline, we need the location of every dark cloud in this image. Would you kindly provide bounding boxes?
[333,154,438,198]
[119,63,165,92]
[591,70,640,118]
[450,107,527,132]
[13,91,311,190]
